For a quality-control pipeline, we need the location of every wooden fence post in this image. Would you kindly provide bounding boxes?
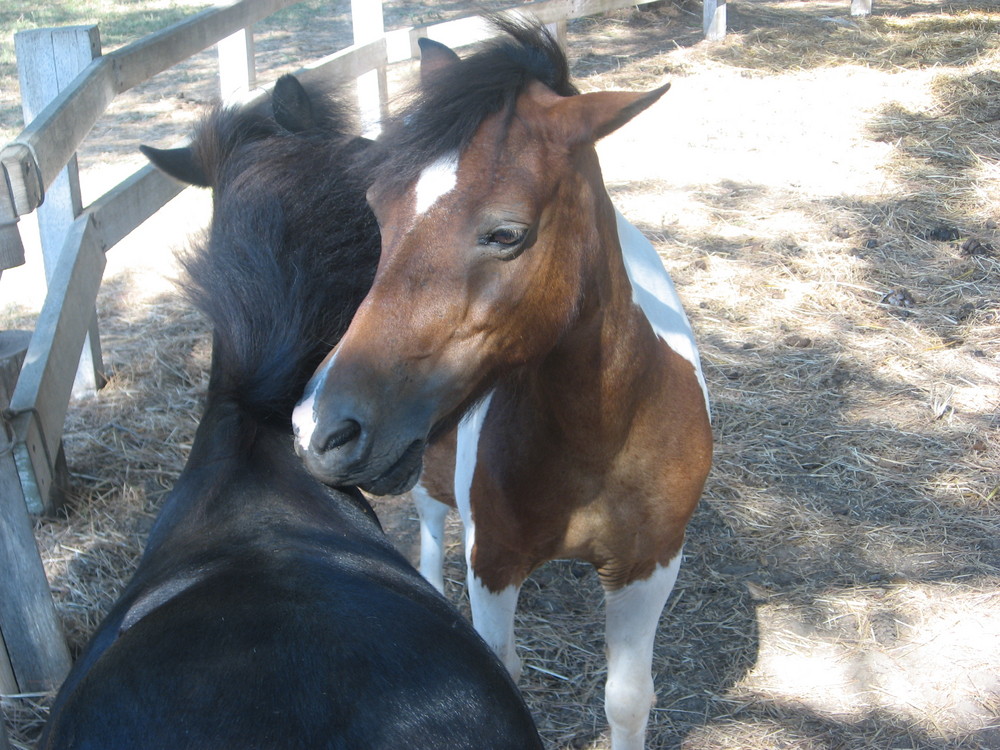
[850,0,873,16]
[546,20,567,49]
[218,28,256,102]
[704,0,726,41]
[15,26,105,399]
[0,330,71,693]
[351,0,389,136]
[0,174,25,275]
[1,708,10,750]
[1,621,16,693]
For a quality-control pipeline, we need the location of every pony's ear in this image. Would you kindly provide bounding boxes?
[272,74,316,132]
[140,144,209,186]
[418,38,461,86]
[550,82,671,146]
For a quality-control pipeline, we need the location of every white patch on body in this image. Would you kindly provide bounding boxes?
[603,552,683,750]
[615,208,710,415]
[453,392,523,679]
[413,152,459,216]
[411,481,450,594]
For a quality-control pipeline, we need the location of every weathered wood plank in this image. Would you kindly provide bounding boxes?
[111,0,291,92]
[704,0,726,41]
[1,0,297,218]
[217,28,256,102]
[8,215,105,514]
[851,0,873,16]
[1,60,116,216]
[16,25,104,397]
[0,330,71,691]
[87,164,186,253]
[1,623,16,693]
[0,174,25,273]
[352,0,388,134]
[386,0,659,62]
[293,38,388,90]
[0,706,11,750]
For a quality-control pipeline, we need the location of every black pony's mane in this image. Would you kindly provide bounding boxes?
[179,85,379,424]
[363,15,577,195]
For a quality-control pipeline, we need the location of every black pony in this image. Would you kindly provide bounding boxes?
[39,75,542,750]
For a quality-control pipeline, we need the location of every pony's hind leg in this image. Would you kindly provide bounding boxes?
[412,482,450,594]
[603,551,682,750]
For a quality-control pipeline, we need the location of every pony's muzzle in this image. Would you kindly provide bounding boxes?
[319,419,362,454]
[293,396,426,496]
[294,412,369,484]
[292,388,369,480]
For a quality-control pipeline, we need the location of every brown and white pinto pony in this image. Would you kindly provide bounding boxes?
[293,18,712,749]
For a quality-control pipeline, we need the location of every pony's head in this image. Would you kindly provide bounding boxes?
[293,18,668,493]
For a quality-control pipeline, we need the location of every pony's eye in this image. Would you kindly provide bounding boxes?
[478,225,530,260]
[480,226,526,247]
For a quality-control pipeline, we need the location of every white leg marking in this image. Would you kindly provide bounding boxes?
[469,574,522,681]
[453,392,522,678]
[604,552,683,750]
[414,152,459,216]
[411,481,450,594]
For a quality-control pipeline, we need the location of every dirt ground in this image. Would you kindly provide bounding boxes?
[2,0,1000,748]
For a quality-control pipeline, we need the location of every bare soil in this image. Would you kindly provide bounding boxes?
[3,0,1000,748]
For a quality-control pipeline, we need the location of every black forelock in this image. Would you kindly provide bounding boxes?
[361,14,578,195]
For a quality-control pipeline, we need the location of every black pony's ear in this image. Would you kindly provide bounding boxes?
[272,74,316,133]
[140,144,209,186]
[418,38,460,87]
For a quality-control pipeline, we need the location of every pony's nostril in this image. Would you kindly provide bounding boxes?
[320,419,362,453]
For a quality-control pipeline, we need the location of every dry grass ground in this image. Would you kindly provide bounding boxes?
[2,0,999,748]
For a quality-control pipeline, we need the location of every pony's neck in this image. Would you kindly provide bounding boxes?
[526,179,661,448]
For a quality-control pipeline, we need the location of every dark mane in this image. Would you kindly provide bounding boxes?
[179,86,379,423]
[363,15,577,194]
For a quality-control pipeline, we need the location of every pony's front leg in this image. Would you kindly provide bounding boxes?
[458,488,521,680]
[411,482,450,594]
[603,551,682,750]
[453,391,523,677]
[467,564,523,682]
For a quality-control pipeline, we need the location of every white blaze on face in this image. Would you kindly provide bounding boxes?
[292,390,318,451]
[413,152,459,216]
[292,353,335,451]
